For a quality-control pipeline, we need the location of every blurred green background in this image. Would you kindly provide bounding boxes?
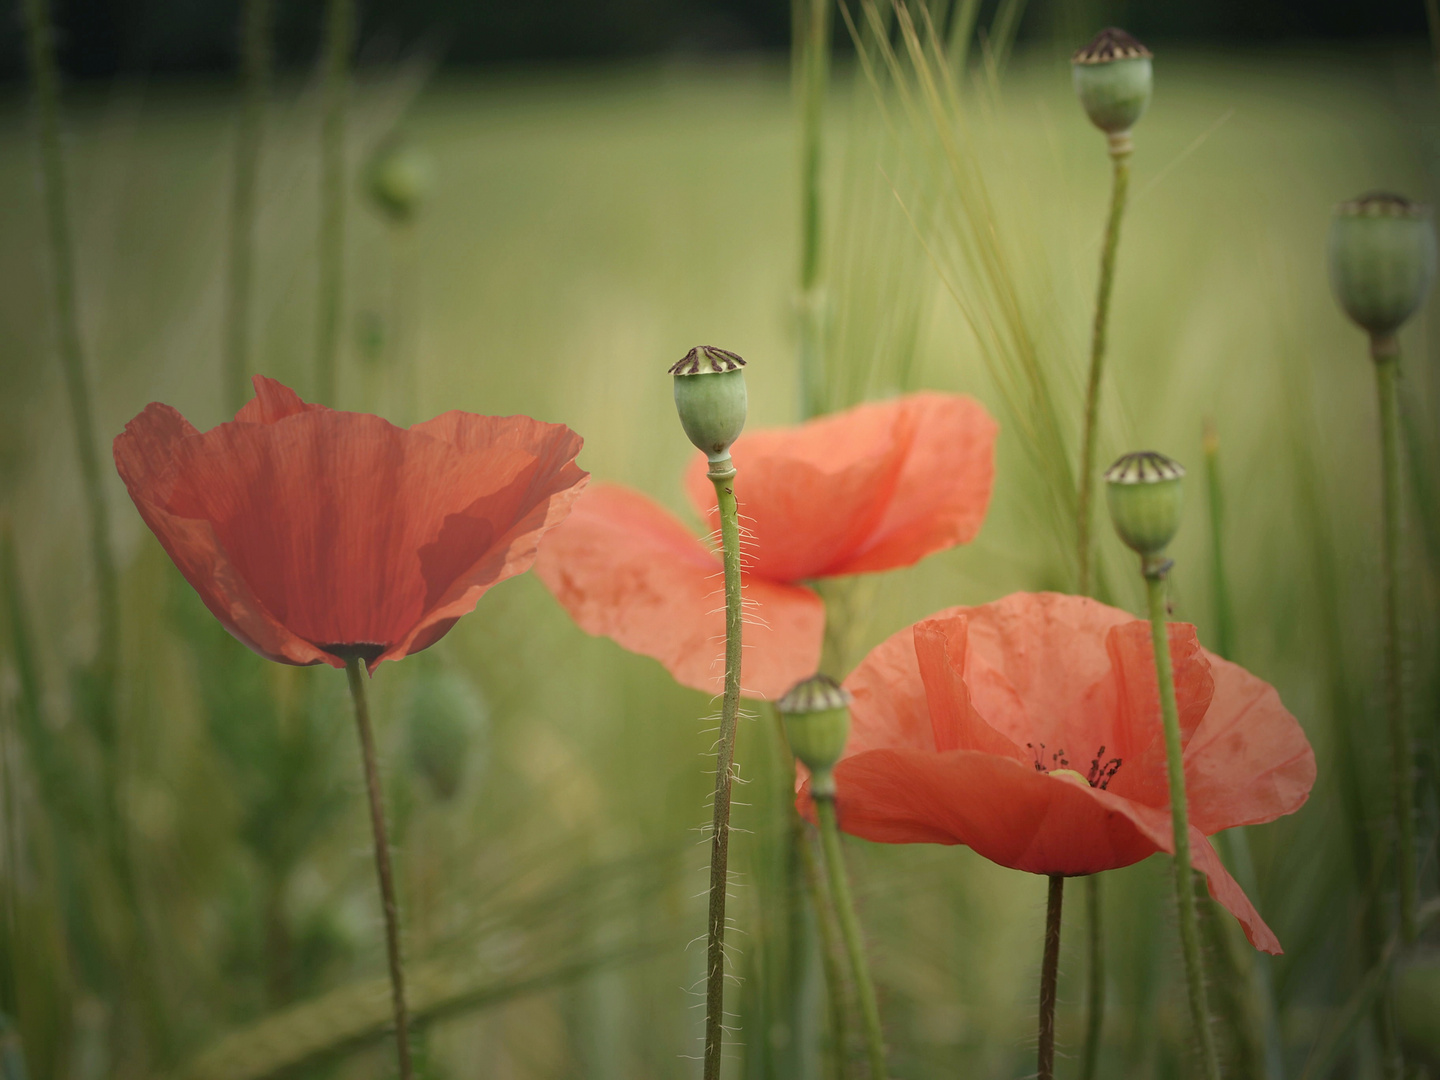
[0,2,1438,1077]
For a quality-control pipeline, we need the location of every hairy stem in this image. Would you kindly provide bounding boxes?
[815,797,885,1079]
[316,0,353,405]
[1080,873,1103,1080]
[225,0,272,414]
[1039,875,1065,1080]
[1144,566,1220,1080]
[1075,142,1132,597]
[344,658,413,1080]
[703,456,743,1080]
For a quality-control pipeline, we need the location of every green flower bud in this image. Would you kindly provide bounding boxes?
[775,674,851,798]
[1328,192,1436,341]
[404,668,487,802]
[668,346,748,460]
[1072,28,1153,138]
[366,137,433,225]
[1105,451,1185,559]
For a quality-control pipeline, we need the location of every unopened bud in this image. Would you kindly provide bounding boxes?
[775,674,851,798]
[404,668,486,802]
[1072,28,1153,139]
[1328,192,1436,342]
[366,138,433,225]
[668,346,748,460]
[1105,451,1185,559]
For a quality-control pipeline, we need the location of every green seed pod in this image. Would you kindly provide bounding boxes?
[1328,192,1437,340]
[1105,451,1185,558]
[668,346,748,460]
[775,674,851,798]
[366,137,433,225]
[1072,28,1153,137]
[404,667,487,802]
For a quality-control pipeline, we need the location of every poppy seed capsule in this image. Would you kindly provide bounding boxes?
[1105,451,1185,558]
[1328,193,1437,341]
[1072,28,1153,138]
[775,674,851,798]
[366,138,432,224]
[669,346,748,460]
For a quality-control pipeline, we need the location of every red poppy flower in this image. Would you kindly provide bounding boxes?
[799,591,1315,954]
[534,392,997,699]
[114,376,587,673]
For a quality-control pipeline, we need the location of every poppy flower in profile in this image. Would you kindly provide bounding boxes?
[114,375,587,673]
[534,392,998,699]
[801,591,1315,953]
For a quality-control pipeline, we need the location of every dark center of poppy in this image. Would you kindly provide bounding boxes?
[1027,741,1123,790]
[321,642,388,664]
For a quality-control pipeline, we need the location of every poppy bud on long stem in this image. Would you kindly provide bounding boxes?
[672,347,748,1080]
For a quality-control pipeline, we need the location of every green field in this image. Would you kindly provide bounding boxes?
[0,39,1436,1080]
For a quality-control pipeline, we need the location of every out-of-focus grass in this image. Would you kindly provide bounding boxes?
[0,40,1435,1079]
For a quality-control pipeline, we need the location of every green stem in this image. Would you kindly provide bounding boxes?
[225,0,273,415]
[794,0,831,420]
[1038,875,1064,1080]
[316,0,354,405]
[344,658,413,1080]
[1144,565,1220,1080]
[1075,141,1132,597]
[1201,419,1237,663]
[1079,873,1103,1080]
[1372,341,1415,945]
[703,456,743,1080]
[815,797,885,1079]
[19,0,120,705]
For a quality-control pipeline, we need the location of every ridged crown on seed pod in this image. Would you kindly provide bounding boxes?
[1105,450,1185,557]
[776,674,852,792]
[1328,192,1437,339]
[1071,27,1154,136]
[669,346,748,460]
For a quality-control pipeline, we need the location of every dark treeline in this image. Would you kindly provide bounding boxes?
[0,0,1428,83]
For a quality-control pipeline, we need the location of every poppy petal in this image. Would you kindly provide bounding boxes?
[533,484,823,699]
[235,375,324,425]
[912,617,1024,758]
[683,393,996,582]
[1183,652,1316,834]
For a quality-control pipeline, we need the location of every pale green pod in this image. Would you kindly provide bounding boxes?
[1105,451,1185,558]
[366,138,433,224]
[1072,28,1153,136]
[404,667,487,802]
[1328,192,1437,338]
[775,674,851,797]
[669,346,748,460]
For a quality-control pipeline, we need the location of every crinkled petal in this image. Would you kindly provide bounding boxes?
[684,393,996,582]
[534,484,823,699]
[235,375,325,425]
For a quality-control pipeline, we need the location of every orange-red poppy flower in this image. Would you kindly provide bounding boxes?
[114,376,587,673]
[800,592,1314,954]
[535,392,997,699]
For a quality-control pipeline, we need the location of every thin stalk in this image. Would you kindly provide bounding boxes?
[795,0,831,420]
[19,0,120,705]
[1038,875,1065,1080]
[1075,139,1132,597]
[344,658,413,1080]
[1372,340,1415,945]
[703,455,743,1080]
[1144,564,1220,1080]
[1079,873,1103,1080]
[225,0,273,414]
[815,798,885,1079]
[1201,419,1236,662]
[316,0,354,405]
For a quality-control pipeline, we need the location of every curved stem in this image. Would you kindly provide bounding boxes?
[1075,144,1132,597]
[1079,873,1103,1080]
[344,658,413,1080]
[815,797,886,1079]
[1144,567,1220,1080]
[1372,343,1415,945]
[1038,874,1065,1080]
[703,456,743,1080]
[316,0,353,405]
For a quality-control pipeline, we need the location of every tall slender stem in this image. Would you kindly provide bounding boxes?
[815,798,886,1079]
[703,455,743,1080]
[344,658,413,1080]
[1144,566,1220,1080]
[225,0,273,414]
[1372,340,1415,945]
[1075,140,1132,597]
[19,0,120,702]
[795,0,831,420]
[1079,873,1103,1080]
[316,0,354,405]
[1038,875,1065,1080]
